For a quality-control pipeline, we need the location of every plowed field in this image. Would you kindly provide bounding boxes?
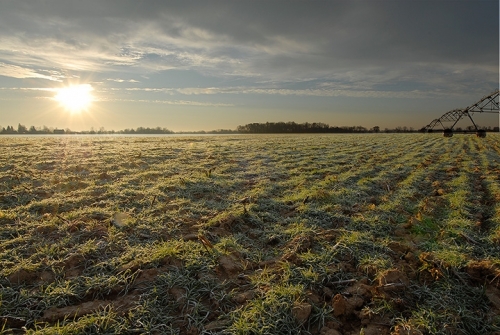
[1,134,500,334]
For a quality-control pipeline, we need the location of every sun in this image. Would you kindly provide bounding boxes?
[55,84,94,113]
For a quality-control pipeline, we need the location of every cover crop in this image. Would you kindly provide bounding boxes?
[1,133,499,334]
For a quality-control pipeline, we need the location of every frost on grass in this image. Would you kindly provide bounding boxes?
[1,134,500,334]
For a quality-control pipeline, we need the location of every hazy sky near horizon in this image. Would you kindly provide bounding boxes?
[0,0,498,131]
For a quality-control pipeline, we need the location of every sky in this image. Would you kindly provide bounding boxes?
[0,0,498,132]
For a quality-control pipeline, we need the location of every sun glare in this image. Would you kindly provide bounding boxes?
[55,84,94,113]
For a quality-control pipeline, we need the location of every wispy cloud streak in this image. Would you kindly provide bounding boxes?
[0,63,61,81]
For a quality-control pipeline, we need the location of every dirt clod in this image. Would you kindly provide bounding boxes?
[320,327,342,335]
[332,294,347,317]
[466,260,500,285]
[41,292,141,323]
[292,302,312,324]
[378,269,409,287]
[331,293,364,317]
[1,316,26,329]
[362,323,390,335]
[217,254,242,278]
[233,290,255,304]
[7,268,38,284]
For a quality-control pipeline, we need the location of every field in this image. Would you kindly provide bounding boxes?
[1,133,500,335]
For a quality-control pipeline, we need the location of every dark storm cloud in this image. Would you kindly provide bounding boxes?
[0,0,497,95]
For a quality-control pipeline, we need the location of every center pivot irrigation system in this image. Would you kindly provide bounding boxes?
[422,89,499,137]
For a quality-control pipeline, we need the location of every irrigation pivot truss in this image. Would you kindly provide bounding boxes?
[423,89,499,137]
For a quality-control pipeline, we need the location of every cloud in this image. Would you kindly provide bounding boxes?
[174,86,454,99]
[102,97,233,107]
[0,0,497,98]
[107,78,140,83]
[0,87,57,91]
[0,63,61,81]
[107,83,456,100]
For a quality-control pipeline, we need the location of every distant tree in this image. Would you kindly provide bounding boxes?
[28,126,37,133]
[17,123,27,133]
[372,126,380,133]
[127,126,173,134]
[355,126,367,132]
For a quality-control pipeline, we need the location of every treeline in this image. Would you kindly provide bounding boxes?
[116,127,174,134]
[236,122,500,134]
[0,124,236,135]
[117,127,237,134]
[237,122,380,133]
[2,122,497,135]
[0,124,61,134]
[0,124,177,135]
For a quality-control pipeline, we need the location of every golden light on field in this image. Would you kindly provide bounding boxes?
[54,84,94,113]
